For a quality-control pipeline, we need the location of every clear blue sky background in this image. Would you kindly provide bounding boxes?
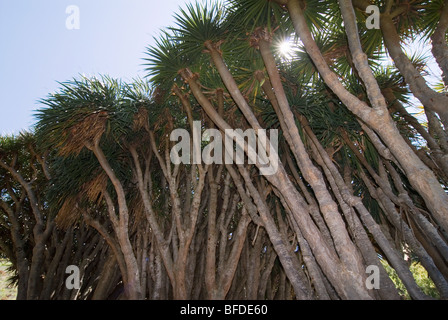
[0,0,189,135]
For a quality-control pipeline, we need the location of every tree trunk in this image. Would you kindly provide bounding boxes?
[180,67,372,299]
[431,0,448,86]
[91,142,142,300]
[285,0,448,236]
[381,13,448,128]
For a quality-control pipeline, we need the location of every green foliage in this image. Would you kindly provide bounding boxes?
[35,75,156,152]
[381,259,440,299]
[0,259,16,300]
[172,1,230,55]
[226,0,290,33]
[144,32,193,89]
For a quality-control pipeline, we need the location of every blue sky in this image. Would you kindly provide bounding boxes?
[0,0,189,135]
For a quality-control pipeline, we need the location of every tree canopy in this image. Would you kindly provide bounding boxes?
[1,0,448,300]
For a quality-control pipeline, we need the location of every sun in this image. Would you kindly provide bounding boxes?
[279,41,292,55]
[277,39,294,60]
